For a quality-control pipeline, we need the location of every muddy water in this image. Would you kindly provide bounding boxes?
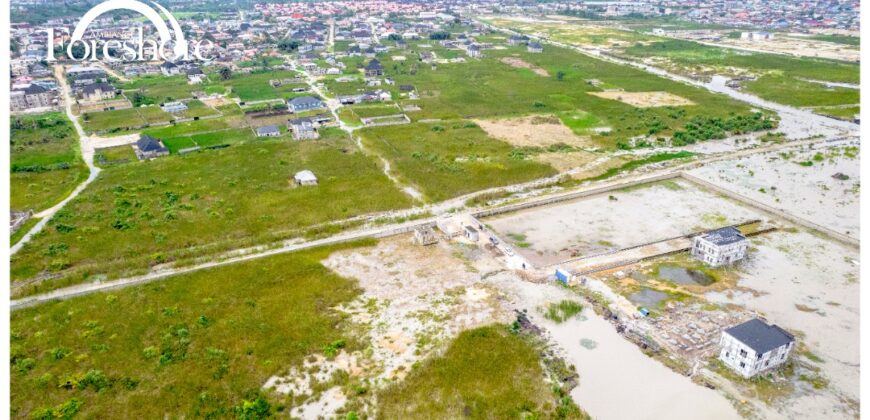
[658,265,716,286]
[541,308,741,420]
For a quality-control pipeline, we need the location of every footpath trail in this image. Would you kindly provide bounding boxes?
[11,66,103,255]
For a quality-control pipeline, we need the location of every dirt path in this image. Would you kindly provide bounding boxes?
[11,66,103,255]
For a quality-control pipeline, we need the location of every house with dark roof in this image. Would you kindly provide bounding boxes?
[364,59,383,77]
[287,96,324,113]
[133,134,169,160]
[719,318,795,378]
[287,117,319,140]
[527,42,543,53]
[691,226,749,267]
[80,82,116,102]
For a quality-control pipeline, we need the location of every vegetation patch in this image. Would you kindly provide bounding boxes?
[376,325,587,419]
[10,113,88,212]
[543,300,584,323]
[10,242,368,418]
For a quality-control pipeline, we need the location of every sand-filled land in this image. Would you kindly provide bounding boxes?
[589,91,695,108]
[500,56,550,77]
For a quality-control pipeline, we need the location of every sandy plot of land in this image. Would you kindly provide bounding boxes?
[723,37,859,62]
[689,141,860,238]
[500,56,550,77]
[534,150,600,172]
[706,230,859,418]
[589,91,695,108]
[485,179,764,266]
[200,96,233,107]
[474,114,595,148]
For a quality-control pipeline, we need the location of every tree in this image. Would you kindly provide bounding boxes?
[277,39,300,53]
[429,31,450,40]
[556,71,566,81]
[218,66,232,81]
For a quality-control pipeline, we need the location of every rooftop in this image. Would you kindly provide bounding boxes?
[700,226,747,246]
[725,318,794,354]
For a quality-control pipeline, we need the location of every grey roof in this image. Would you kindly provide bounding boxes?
[529,42,543,49]
[701,226,747,246]
[725,319,794,354]
[288,96,322,107]
[365,59,382,70]
[82,82,114,94]
[22,84,49,95]
[256,125,280,135]
[137,135,166,152]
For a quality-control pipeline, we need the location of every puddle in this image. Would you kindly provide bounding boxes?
[658,265,715,286]
[628,288,668,307]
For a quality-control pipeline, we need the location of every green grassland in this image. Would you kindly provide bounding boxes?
[120,75,199,103]
[10,113,89,212]
[81,106,174,134]
[377,325,586,419]
[359,121,557,202]
[803,34,860,46]
[162,128,260,153]
[378,41,764,147]
[95,145,138,167]
[220,70,307,102]
[621,39,859,107]
[10,130,413,297]
[814,105,860,120]
[10,242,366,419]
[180,100,221,119]
[348,103,403,118]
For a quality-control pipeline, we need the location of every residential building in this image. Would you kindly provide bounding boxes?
[161,101,188,113]
[255,125,281,137]
[364,58,384,77]
[134,135,169,160]
[691,226,749,267]
[294,170,318,186]
[719,318,795,378]
[287,96,324,113]
[11,84,55,111]
[527,42,543,53]
[80,83,116,102]
[288,117,319,139]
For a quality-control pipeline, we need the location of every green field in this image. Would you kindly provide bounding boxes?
[95,145,138,167]
[81,107,174,134]
[162,128,260,153]
[180,100,221,119]
[11,131,413,297]
[360,121,557,202]
[220,70,307,102]
[621,39,859,107]
[11,242,366,419]
[10,113,89,212]
[376,40,765,147]
[377,325,587,419]
[814,105,860,120]
[803,34,860,46]
[120,75,200,103]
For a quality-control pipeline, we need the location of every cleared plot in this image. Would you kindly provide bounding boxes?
[10,113,88,212]
[10,131,413,296]
[120,75,198,102]
[588,91,695,108]
[474,114,597,149]
[180,100,221,119]
[163,128,260,152]
[377,325,586,419]
[95,145,137,167]
[500,56,550,77]
[222,70,306,102]
[485,179,763,266]
[82,107,173,133]
[348,103,402,119]
[10,243,365,419]
[359,121,557,202]
[689,142,860,238]
[140,116,243,139]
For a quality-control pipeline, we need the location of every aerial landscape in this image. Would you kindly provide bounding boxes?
[4,0,862,418]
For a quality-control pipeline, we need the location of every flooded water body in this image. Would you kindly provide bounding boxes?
[657,265,716,286]
[542,308,742,420]
[628,288,668,307]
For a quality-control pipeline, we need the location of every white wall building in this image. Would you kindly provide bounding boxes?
[691,226,749,267]
[719,318,795,378]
